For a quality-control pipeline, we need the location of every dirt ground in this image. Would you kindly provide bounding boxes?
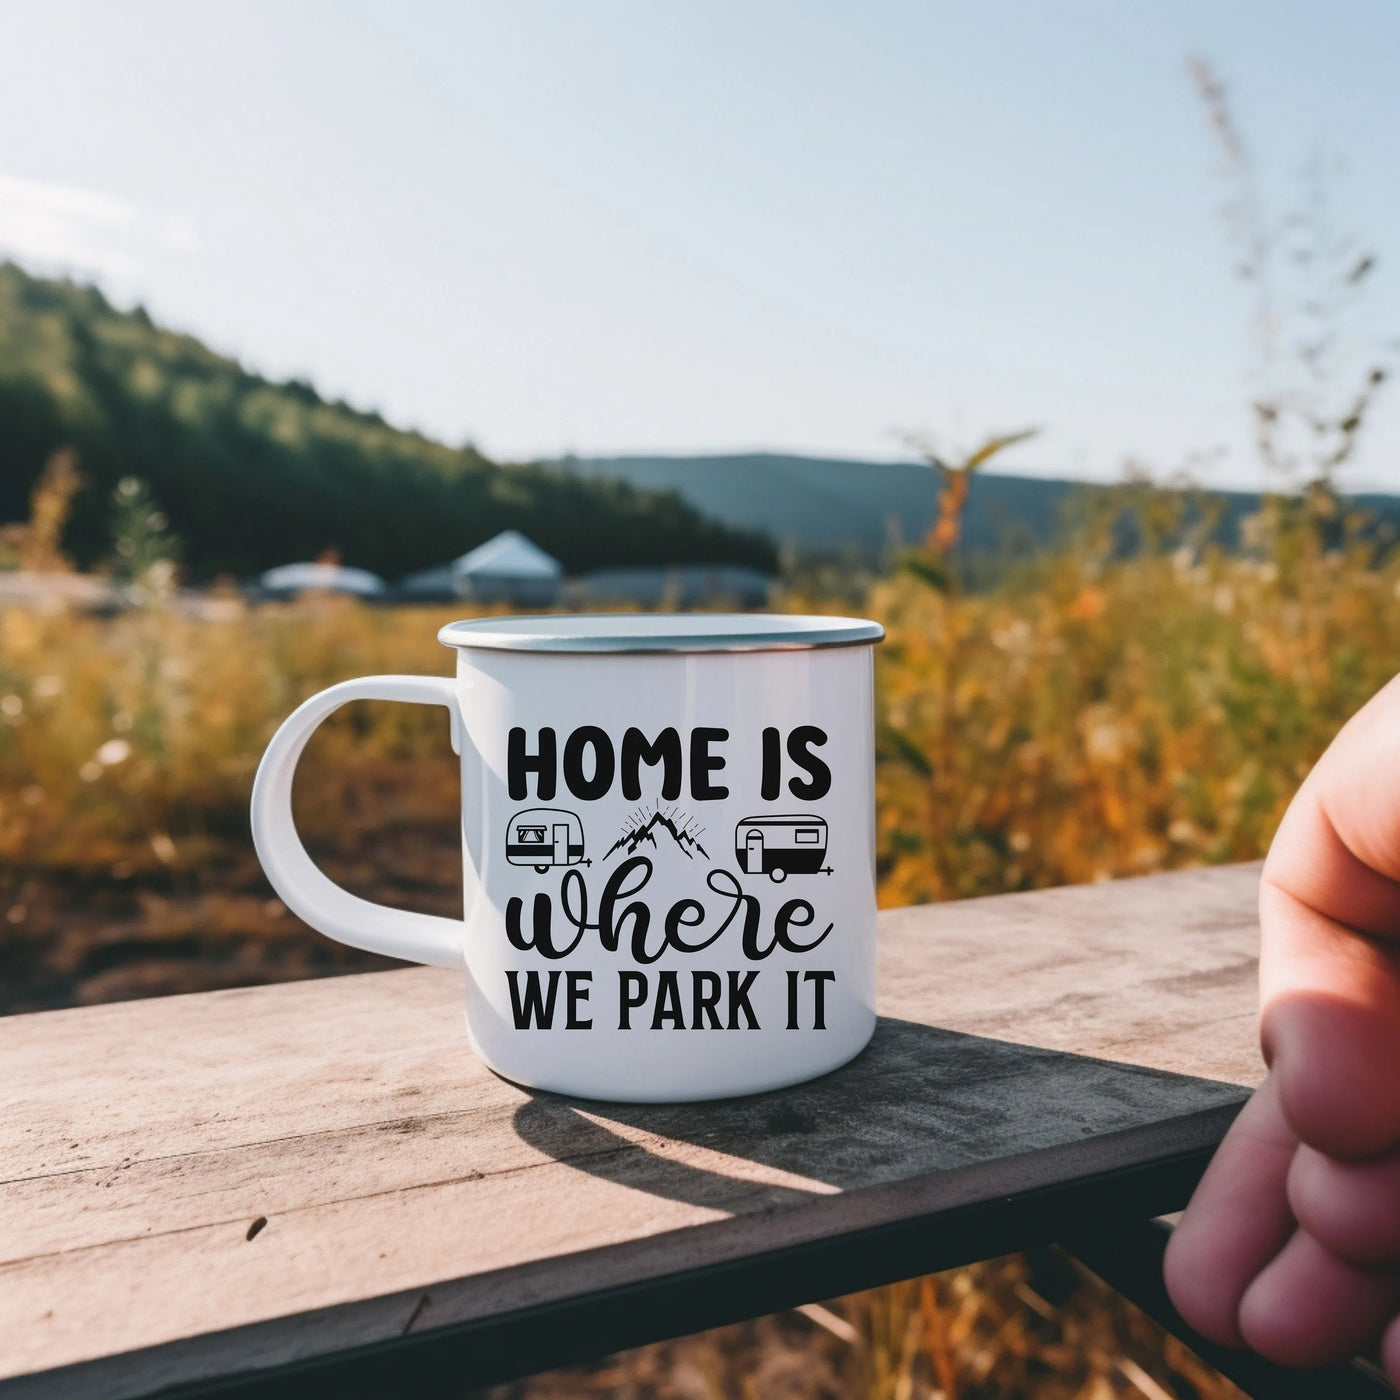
[0,756,453,1013]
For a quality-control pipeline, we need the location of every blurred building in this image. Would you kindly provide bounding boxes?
[255,562,388,601]
[397,530,563,605]
[567,564,773,609]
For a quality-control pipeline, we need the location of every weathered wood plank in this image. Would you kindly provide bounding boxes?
[0,863,1263,1397]
[878,860,1264,1085]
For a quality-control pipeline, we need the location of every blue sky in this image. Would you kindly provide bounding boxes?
[2,1,1399,486]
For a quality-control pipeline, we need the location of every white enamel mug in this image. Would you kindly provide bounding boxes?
[251,613,884,1102]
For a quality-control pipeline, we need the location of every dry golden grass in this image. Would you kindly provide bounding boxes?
[0,595,476,1007]
[475,1252,1246,1400]
[865,518,1396,908]
[0,594,465,874]
[5,517,1390,910]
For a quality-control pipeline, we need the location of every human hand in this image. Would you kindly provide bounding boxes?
[1165,674,1400,1374]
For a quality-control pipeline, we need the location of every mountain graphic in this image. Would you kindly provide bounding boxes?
[604,809,709,861]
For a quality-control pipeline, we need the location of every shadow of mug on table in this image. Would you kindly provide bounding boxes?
[507,1016,1248,1212]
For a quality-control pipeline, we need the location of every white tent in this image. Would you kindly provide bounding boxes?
[398,531,563,605]
[257,562,387,600]
[456,531,561,586]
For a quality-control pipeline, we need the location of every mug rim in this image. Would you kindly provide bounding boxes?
[438,612,884,655]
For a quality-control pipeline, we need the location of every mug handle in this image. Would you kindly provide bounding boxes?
[250,675,464,968]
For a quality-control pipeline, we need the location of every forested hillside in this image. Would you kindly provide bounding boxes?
[0,265,776,579]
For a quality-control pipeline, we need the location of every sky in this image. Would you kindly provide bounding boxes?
[2,1,1400,487]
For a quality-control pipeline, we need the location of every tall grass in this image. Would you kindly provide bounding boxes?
[5,497,1393,901]
[0,596,468,877]
[868,491,1390,906]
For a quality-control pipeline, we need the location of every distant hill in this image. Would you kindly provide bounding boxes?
[549,452,1400,559]
[551,452,1071,556]
[0,265,776,580]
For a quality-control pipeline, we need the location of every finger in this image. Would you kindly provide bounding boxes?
[1289,1142,1400,1266]
[1239,1227,1400,1367]
[1266,671,1400,936]
[1164,1077,1298,1346]
[1260,877,1400,1158]
[1259,677,1400,1158]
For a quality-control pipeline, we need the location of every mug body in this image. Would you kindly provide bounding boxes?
[445,615,881,1102]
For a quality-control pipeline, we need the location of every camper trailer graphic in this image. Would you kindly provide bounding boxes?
[734,814,831,882]
[505,808,588,873]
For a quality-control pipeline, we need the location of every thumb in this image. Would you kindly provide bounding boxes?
[1261,674,1400,1158]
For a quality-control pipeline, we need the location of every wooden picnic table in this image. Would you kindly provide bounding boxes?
[1,864,1267,1399]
